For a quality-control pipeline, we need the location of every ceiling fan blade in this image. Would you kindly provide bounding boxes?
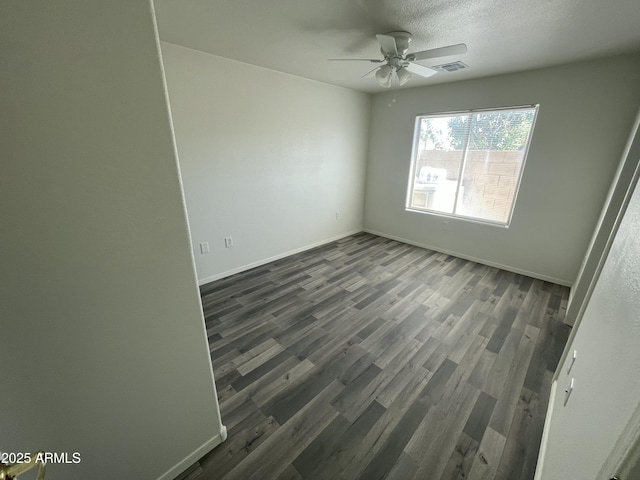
[376,34,398,55]
[361,65,381,78]
[405,62,438,78]
[411,43,467,61]
[328,58,384,63]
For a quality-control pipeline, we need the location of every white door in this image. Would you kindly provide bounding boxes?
[535,133,640,478]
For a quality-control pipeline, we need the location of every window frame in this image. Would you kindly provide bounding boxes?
[405,105,539,227]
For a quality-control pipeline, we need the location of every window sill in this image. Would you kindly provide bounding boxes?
[405,207,511,228]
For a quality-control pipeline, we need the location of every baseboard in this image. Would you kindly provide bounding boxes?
[198,227,572,287]
[156,427,227,480]
[364,229,572,287]
[198,229,362,286]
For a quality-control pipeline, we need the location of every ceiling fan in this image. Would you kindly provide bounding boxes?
[329,32,467,88]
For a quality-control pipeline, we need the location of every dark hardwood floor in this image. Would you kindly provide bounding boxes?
[193,233,570,480]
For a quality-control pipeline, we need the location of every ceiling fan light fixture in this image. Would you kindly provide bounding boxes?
[396,66,412,85]
[377,75,391,88]
[375,65,393,88]
[329,32,468,89]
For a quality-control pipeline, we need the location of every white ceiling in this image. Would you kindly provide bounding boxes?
[154,0,640,93]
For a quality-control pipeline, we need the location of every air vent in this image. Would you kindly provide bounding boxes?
[431,61,468,72]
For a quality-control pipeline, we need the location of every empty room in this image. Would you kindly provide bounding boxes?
[2,1,640,480]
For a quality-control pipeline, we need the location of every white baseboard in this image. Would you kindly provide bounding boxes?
[364,229,572,287]
[198,229,362,286]
[198,228,572,287]
[156,427,227,480]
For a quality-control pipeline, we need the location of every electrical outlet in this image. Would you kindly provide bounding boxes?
[199,242,209,254]
[336,211,341,220]
[224,236,233,248]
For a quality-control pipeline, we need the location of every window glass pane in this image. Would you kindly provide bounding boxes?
[407,106,537,226]
[455,109,535,223]
[409,115,468,214]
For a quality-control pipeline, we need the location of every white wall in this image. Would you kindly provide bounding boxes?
[160,42,371,284]
[364,53,640,285]
[535,123,640,478]
[564,110,640,325]
[0,2,223,479]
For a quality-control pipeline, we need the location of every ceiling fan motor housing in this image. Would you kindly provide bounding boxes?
[382,31,412,56]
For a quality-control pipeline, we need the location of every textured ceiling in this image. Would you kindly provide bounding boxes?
[154,0,640,93]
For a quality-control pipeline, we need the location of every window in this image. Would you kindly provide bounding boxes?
[406,106,538,226]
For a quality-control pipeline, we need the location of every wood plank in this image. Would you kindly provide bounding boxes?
[293,401,385,480]
[198,411,278,479]
[263,367,336,424]
[340,340,423,421]
[193,233,569,480]
[236,341,285,376]
[489,324,539,436]
[231,349,295,392]
[466,427,507,480]
[463,391,498,443]
[222,380,343,480]
[249,358,315,407]
[274,465,302,480]
[406,383,480,479]
[440,432,480,480]
[337,366,433,479]
[355,395,432,479]
[384,452,419,480]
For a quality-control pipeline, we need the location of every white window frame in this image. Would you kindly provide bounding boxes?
[405,105,539,227]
